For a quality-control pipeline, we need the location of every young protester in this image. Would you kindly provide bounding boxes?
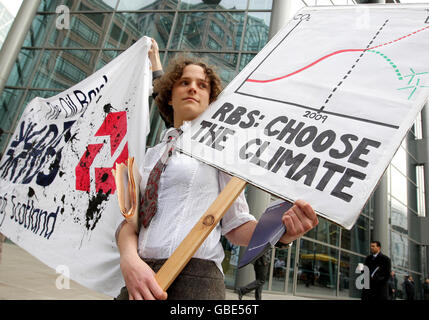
[115,39,319,300]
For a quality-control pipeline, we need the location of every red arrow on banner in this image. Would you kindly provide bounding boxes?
[76,144,104,192]
[95,111,127,156]
[75,111,128,194]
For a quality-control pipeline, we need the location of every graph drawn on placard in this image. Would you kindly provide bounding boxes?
[235,7,429,130]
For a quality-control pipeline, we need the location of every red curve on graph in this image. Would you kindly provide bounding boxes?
[246,25,429,84]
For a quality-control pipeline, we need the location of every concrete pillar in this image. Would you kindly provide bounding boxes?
[235,0,294,290]
[373,173,389,253]
[420,103,429,277]
[0,0,41,96]
[407,128,419,237]
[268,0,292,40]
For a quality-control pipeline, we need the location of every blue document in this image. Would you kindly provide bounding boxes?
[238,200,293,269]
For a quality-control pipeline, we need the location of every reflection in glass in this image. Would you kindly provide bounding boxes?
[297,240,338,296]
[34,50,92,88]
[338,252,365,299]
[243,12,270,51]
[221,236,240,288]
[38,0,67,12]
[180,0,247,10]
[390,197,408,234]
[23,14,56,47]
[126,11,174,49]
[170,12,244,51]
[287,242,296,294]
[272,247,287,292]
[341,214,370,256]
[305,217,340,247]
[106,17,136,49]
[239,54,255,71]
[391,231,408,269]
[248,0,273,10]
[6,50,40,87]
[76,0,118,11]
[70,16,102,46]
[116,0,178,10]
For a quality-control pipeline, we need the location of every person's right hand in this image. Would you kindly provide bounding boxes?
[149,38,162,72]
[120,251,167,300]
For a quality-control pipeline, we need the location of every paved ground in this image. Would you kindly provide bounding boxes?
[0,242,313,300]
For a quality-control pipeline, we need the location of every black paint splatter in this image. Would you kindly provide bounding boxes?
[103,103,116,114]
[101,173,109,182]
[64,130,71,143]
[28,187,35,198]
[85,190,111,231]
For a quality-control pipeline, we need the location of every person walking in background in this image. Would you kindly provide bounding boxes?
[237,248,271,300]
[388,270,398,300]
[422,278,429,300]
[361,241,391,300]
[404,275,415,300]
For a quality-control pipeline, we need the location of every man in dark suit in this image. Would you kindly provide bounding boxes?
[404,275,415,300]
[388,270,398,300]
[361,241,391,300]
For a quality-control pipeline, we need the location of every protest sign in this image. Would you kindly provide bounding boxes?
[0,36,152,297]
[177,4,429,229]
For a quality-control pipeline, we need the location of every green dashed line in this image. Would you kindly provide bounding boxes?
[367,49,403,80]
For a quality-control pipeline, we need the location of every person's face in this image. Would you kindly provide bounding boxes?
[370,242,380,254]
[169,64,210,128]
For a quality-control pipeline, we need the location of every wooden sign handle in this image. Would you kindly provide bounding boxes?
[154,176,247,291]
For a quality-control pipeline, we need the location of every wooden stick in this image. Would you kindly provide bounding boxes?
[154,176,247,291]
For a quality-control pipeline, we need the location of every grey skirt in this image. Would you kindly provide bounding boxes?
[115,257,225,300]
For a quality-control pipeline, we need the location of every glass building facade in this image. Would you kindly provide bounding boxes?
[0,0,427,299]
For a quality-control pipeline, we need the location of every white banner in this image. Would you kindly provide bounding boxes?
[0,36,152,297]
[177,4,429,229]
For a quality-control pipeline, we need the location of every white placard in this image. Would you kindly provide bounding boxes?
[177,5,429,229]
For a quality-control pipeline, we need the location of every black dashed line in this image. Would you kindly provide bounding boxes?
[320,19,389,110]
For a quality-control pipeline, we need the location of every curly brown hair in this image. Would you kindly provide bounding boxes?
[154,55,222,127]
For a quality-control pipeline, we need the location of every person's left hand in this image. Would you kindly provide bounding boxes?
[149,38,162,72]
[279,200,318,244]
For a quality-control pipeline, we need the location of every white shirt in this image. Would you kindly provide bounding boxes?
[137,128,256,273]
